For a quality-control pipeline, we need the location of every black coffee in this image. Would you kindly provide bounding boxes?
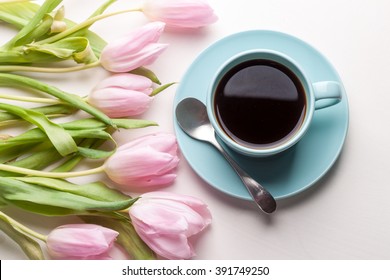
[214,59,306,148]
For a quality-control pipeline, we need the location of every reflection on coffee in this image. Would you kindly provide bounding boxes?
[214,59,306,148]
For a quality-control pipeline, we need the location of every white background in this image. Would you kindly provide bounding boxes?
[1,0,390,260]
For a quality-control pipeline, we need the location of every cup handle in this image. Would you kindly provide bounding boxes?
[313,81,342,110]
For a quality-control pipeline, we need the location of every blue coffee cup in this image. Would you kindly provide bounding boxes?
[207,49,342,157]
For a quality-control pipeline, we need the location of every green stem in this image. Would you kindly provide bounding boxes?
[0,93,62,104]
[0,163,105,178]
[0,61,101,73]
[0,211,47,242]
[37,8,142,45]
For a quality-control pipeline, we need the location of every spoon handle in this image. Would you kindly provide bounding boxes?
[210,136,277,214]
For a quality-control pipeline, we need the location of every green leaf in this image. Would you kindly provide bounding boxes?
[11,202,76,216]
[1,4,65,46]
[0,145,62,177]
[50,155,81,173]
[0,212,45,260]
[25,40,75,59]
[70,129,112,140]
[16,177,130,202]
[1,0,63,50]
[130,67,161,85]
[150,82,177,97]
[0,104,75,126]
[25,37,98,64]
[0,11,29,29]
[81,214,156,260]
[1,127,108,147]
[0,199,7,207]
[68,22,107,58]
[0,129,51,150]
[0,177,136,216]
[77,146,115,159]
[0,73,114,127]
[0,1,107,59]
[61,118,107,130]
[14,14,53,47]
[61,118,158,130]
[0,129,113,160]
[0,143,36,164]
[112,118,158,129]
[0,2,39,28]
[0,103,78,156]
[51,138,105,172]
[34,104,76,117]
[0,47,65,64]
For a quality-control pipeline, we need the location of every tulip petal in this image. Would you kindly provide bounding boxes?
[94,73,153,91]
[131,208,194,260]
[125,173,177,188]
[143,0,218,29]
[136,231,195,260]
[120,21,166,53]
[131,198,207,236]
[105,146,179,187]
[103,43,168,73]
[117,133,178,156]
[104,133,179,189]
[100,22,167,73]
[131,204,188,234]
[141,191,212,227]
[46,224,118,259]
[128,192,211,259]
[88,88,153,117]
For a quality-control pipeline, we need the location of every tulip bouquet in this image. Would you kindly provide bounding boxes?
[0,0,217,260]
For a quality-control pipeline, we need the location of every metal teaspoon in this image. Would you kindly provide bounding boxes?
[175,97,277,214]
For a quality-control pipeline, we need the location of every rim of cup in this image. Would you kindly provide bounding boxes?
[206,49,315,157]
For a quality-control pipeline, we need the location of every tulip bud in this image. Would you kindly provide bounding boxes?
[100,22,168,73]
[129,191,212,260]
[88,73,154,117]
[104,133,179,189]
[142,0,218,30]
[46,224,118,259]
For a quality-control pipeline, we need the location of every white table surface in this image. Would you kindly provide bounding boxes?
[1,0,390,260]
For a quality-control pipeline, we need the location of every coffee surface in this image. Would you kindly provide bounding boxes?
[214,59,306,148]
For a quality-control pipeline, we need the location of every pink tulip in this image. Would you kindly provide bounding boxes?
[100,21,168,72]
[142,0,218,29]
[46,224,118,260]
[129,192,212,259]
[104,133,179,189]
[88,73,154,117]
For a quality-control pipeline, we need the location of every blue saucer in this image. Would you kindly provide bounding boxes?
[173,30,349,200]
